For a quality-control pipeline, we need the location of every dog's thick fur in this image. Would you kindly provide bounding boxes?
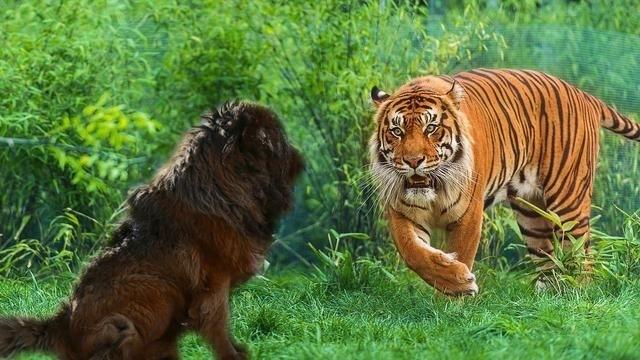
[0,101,303,359]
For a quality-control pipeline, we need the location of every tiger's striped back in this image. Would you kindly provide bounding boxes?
[455,69,638,235]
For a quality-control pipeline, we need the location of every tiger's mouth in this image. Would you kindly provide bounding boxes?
[405,175,434,189]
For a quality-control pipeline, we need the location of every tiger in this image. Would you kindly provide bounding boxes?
[369,68,640,296]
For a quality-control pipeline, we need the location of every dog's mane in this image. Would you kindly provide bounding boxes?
[125,101,300,240]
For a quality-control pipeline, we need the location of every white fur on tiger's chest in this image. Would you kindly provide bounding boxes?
[394,188,468,231]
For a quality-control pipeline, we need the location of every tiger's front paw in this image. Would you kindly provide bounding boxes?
[428,252,479,296]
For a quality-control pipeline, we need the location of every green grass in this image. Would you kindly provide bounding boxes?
[2,268,640,359]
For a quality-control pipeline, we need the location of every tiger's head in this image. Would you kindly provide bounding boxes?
[369,76,471,207]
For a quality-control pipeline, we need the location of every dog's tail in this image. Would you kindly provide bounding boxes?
[0,309,69,358]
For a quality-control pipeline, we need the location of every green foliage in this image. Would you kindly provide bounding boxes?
[148,0,265,115]
[48,94,161,192]
[1,91,159,274]
[0,1,166,274]
[1,0,640,277]
[485,0,640,35]
[1,0,502,274]
[0,0,277,274]
[308,229,397,291]
[594,210,640,282]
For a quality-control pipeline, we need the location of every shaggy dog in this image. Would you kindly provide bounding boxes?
[0,101,303,359]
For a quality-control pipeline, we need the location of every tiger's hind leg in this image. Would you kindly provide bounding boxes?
[508,167,557,282]
[510,197,554,257]
[509,196,555,286]
[542,156,595,274]
[537,112,598,285]
[546,196,593,271]
[513,189,594,289]
[511,195,593,289]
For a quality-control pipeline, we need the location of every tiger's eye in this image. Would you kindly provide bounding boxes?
[425,124,438,134]
[391,128,403,137]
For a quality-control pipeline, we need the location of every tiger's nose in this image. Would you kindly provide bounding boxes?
[403,156,425,169]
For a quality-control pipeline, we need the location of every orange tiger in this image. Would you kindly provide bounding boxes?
[369,68,640,296]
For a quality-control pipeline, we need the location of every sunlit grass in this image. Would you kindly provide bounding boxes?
[2,268,640,359]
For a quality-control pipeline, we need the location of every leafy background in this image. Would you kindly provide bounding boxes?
[3,1,640,359]
[1,0,639,282]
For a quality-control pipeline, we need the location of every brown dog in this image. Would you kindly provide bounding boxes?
[0,101,303,359]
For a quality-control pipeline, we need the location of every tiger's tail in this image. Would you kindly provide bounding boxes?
[599,102,640,141]
[0,309,69,358]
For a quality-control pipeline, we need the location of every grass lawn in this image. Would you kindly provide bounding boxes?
[1,268,639,359]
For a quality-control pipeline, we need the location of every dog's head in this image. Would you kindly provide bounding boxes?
[131,101,303,238]
[201,101,304,196]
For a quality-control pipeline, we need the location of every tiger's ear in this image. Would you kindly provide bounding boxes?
[445,80,465,109]
[371,86,390,107]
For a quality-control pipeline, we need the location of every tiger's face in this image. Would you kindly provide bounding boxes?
[369,77,468,206]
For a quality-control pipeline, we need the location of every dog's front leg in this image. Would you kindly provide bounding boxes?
[190,278,246,360]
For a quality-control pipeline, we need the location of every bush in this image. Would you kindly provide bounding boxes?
[0,0,266,274]
[1,0,501,274]
[0,2,163,274]
[3,0,638,277]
